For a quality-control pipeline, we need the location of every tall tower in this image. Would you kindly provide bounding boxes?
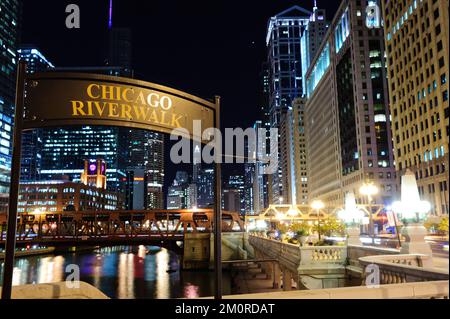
[18,47,55,182]
[266,6,311,205]
[107,0,165,209]
[381,0,449,215]
[0,0,20,212]
[81,159,107,190]
[304,0,396,208]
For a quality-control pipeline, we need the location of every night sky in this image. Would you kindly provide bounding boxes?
[21,0,341,186]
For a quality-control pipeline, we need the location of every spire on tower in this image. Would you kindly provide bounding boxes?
[313,0,318,12]
[108,0,113,29]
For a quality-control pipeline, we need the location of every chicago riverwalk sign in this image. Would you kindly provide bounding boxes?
[23,72,216,141]
[2,62,223,300]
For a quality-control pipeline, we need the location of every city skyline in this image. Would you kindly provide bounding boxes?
[0,0,448,304]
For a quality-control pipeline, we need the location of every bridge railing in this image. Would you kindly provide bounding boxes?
[359,254,449,285]
[249,235,349,272]
[299,246,347,266]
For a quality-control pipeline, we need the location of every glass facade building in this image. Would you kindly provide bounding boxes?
[0,0,20,212]
[18,47,54,182]
[305,0,396,208]
[266,5,311,204]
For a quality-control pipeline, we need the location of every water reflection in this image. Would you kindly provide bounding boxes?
[0,245,230,299]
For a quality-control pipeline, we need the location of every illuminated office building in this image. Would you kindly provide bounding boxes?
[197,168,214,209]
[301,4,329,94]
[166,171,196,210]
[305,0,396,208]
[265,5,313,204]
[40,126,126,191]
[382,0,449,215]
[18,180,122,213]
[18,46,54,182]
[0,0,20,212]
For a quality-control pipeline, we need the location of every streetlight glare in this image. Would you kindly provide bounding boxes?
[311,200,324,210]
[360,182,379,196]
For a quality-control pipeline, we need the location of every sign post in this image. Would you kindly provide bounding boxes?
[1,60,27,300]
[213,96,222,300]
[1,69,222,299]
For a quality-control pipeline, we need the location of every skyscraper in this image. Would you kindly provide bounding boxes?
[0,0,20,212]
[266,5,311,204]
[291,97,308,205]
[381,0,449,215]
[106,1,164,208]
[166,171,196,209]
[18,47,54,182]
[225,174,245,215]
[304,0,396,208]
[40,126,125,191]
[197,168,215,208]
[301,4,329,95]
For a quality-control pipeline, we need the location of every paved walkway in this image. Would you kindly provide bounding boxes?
[432,257,449,270]
[228,263,284,295]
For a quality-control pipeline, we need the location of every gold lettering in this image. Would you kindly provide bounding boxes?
[71,101,86,116]
[108,103,120,118]
[171,114,183,128]
[136,92,146,105]
[160,111,171,126]
[133,105,148,120]
[87,84,100,99]
[86,101,94,116]
[101,85,116,100]
[122,88,134,103]
[147,93,160,108]
[148,109,159,124]
[94,101,108,116]
[121,104,132,119]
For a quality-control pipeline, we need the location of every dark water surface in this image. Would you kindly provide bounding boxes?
[0,245,231,299]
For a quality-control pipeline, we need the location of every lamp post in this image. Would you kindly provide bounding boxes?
[392,169,432,258]
[338,192,364,245]
[311,200,325,241]
[360,182,378,244]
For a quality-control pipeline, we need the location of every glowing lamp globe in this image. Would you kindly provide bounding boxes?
[338,192,364,225]
[393,169,431,223]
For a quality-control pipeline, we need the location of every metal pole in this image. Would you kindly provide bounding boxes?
[368,195,374,245]
[1,61,27,300]
[213,96,222,300]
[393,211,402,248]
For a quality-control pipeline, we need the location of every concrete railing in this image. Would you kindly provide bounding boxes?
[221,280,449,299]
[359,255,449,285]
[346,244,401,277]
[0,282,109,299]
[299,246,347,266]
[248,236,301,273]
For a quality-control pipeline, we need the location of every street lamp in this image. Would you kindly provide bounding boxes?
[311,200,325,241]
[338,192,365,245]
[287,206,299,223]
[360,182,378,244]
[392,169,432,257]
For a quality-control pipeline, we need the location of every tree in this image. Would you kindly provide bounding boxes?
[438,217,449,236]
[290,222,311,238]
[313,217,345,237]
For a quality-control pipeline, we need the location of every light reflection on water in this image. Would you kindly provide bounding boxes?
[0,245,230,299]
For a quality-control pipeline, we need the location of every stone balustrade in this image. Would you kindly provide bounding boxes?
[299,246,347,265]
[359,254,449,285]
[248,234,449,291]
[219,280,449,299]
